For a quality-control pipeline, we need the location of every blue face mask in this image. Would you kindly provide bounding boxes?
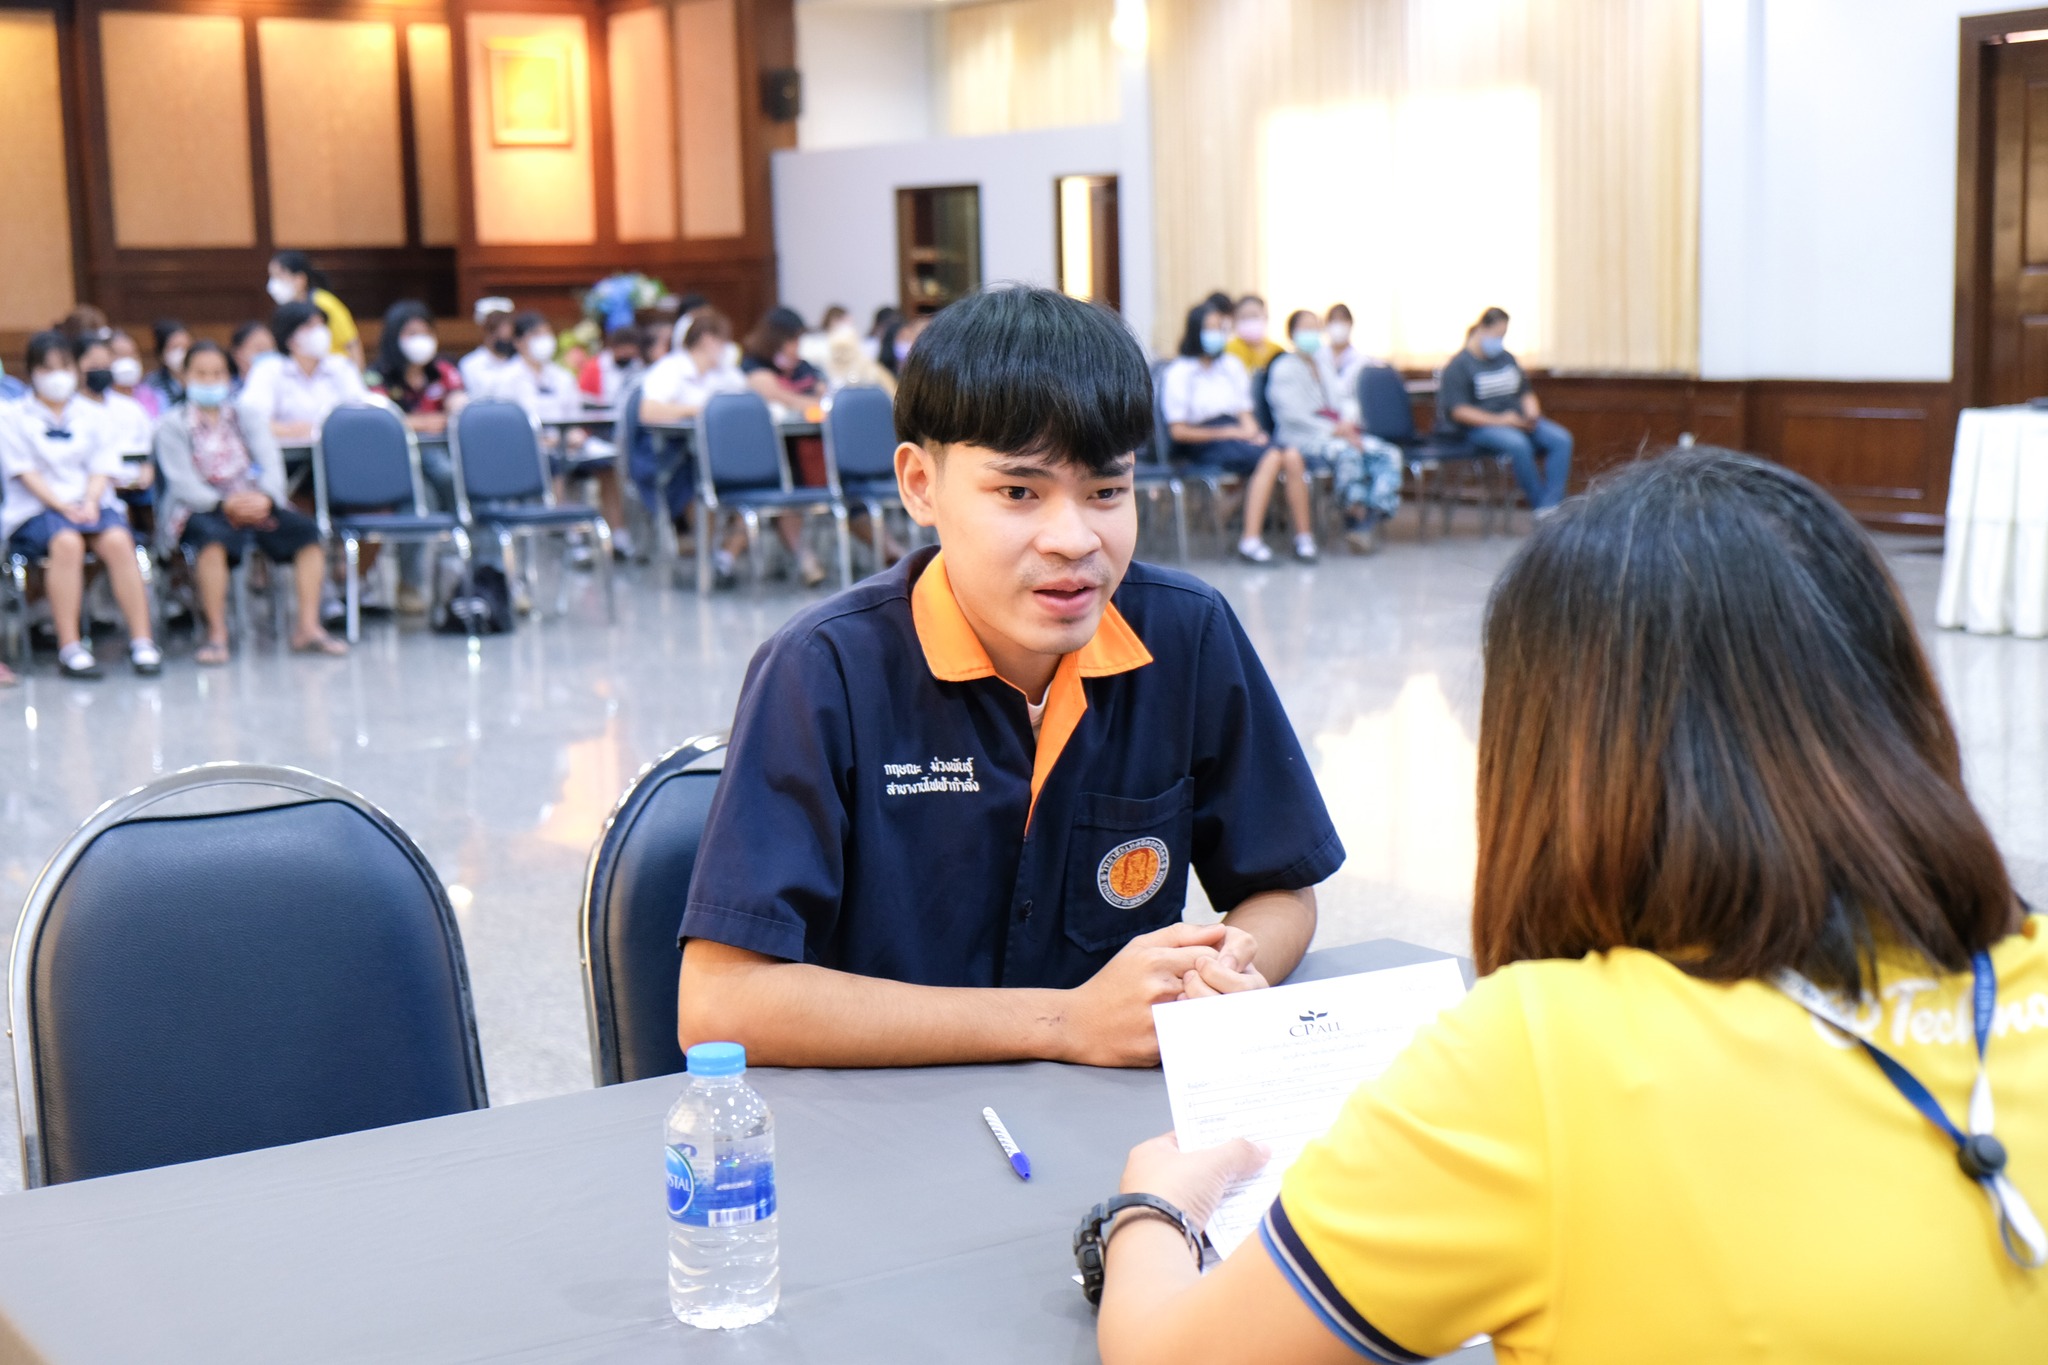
[1478,335,1506,359]
[1199,328,1228,357]
[187,382,232,409]
[1293,331,1324,356]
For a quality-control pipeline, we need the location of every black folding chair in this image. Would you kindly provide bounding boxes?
[693,391,851,594]
[313,399,474,641]
[579,734,725,1087]
[450,399,615,622]
[8,763,489,1186]
[1357,364,1507,539]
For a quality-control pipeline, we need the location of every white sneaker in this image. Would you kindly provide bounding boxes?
[129,639,162,676]
[610,527,636,560]
[1236,537,1274,564]
[1293,534,1319,562]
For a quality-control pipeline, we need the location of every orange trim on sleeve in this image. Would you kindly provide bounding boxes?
[910,552,1153,824]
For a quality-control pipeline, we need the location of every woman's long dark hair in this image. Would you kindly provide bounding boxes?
[271,249,330,293]
[1474,449,2017,995]
[1177,301,1225,359]
[375,300,436,382]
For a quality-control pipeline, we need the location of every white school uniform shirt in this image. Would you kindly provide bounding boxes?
[640,351,749,415]
[458,346,515,397]
[476,359,581,427]
[1159,354,1254,426]
[1317,345,1370,423]
[95,389,158,474]
[0,395,126,541]
[238,352,366,434]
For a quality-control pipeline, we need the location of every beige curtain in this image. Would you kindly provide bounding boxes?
[942,0,1120,137]
[1150,0,1698,372]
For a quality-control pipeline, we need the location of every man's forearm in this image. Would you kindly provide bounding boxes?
[1221,888,1316,982]
[680,950,1074,1067]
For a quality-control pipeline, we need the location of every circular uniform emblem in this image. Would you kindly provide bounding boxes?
[1097,837,1170,909]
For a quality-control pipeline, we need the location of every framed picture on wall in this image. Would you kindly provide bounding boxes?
[487,40,573,147]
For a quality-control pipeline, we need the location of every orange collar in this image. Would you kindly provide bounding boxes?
[910,552,1151,824]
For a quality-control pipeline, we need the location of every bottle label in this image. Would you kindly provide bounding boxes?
[667,1139,776,1228]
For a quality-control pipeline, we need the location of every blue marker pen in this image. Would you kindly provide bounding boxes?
[982,1106,1032,1181]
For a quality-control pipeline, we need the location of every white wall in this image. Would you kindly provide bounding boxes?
[795,6,935,151]
[773,123,1147,338]
[1699,0,2018,382]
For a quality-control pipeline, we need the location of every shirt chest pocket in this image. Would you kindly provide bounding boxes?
[1062,779,1194,955]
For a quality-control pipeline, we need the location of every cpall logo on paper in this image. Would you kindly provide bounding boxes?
[1097,837,1169,909]
[1289,1009,1340,1038]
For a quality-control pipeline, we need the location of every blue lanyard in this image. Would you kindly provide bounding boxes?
[1775,952,2045,1268]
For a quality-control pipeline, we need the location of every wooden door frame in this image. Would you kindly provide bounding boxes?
[1955,8,2048,408]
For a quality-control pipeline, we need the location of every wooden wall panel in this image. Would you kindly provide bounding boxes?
[99,12,256,249]
[465,11,597,245]
[609,5,678,243]
[675,0,745,239]
[259,18,407,248]
[408,23,460,247]
[0,12,76,329]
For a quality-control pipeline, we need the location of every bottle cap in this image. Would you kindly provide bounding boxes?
[685,1041,747,1077]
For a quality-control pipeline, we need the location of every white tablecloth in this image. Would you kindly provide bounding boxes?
[1936,406,2048,637]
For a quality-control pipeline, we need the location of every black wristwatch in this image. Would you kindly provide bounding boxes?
[1072,1193,1203,1306]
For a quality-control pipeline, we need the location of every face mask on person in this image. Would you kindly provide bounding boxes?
[523,332,555,364]
[399,333,439,366]
[84,367,115,396]
[110,357,143,388]
[163,345,188,374]
[1478,334,1506,359]
[490,336,517,359]
[1292,330,1324,356]
[1199,328,1228,357]
[267,276,298,305]
[1236,317,1267,344]
[1326,322,1351,347]
[292,325,332,359]
[187,381,232,409]
[34,369,78,404]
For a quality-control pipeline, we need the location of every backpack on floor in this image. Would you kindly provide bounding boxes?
[434,562,512,635]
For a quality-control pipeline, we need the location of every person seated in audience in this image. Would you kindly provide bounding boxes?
[1316,302,1368,408]
[823,319,895,397]
[641,320,672,364]
[635,308,746,531]
[1161,300,1314,563]
[578,327,645,404]
[266,250,363,370]
[1438,305,1573,515]
[141,320,191,416]
[239,301,366,445]
[0,362,25,403]
[230,321,275,393]
[459,299,518,395]
[57,305,110,347]
[477,312,629,558]
[0,331,160,679]
[1267,311,1400,554]
[155,342,345,664]
[676,285,1341,1068]
[877,313,928,381]
[72,335,156,521]
[371,301,465,437]
[865,305,902,361]
[1225,294,1283,373]
[797,305,843,371]
[739,307,825,412]
[1089,449,2047,1365]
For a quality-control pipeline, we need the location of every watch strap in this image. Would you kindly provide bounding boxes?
[1072,1192,1202,1307]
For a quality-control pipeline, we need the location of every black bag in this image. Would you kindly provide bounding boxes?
[434,563,512,635]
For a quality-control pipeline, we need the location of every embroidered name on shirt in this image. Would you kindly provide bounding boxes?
[883,757,981,796]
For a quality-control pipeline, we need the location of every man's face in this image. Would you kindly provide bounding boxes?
[897,442,1138,678]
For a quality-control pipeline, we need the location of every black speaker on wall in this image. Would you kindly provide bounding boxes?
[762,69,802,122]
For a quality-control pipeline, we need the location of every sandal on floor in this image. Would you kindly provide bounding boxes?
[291,633,349,657]
[130,639,162,677]
[194,642,230,667]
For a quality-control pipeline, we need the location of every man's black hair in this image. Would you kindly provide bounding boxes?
[894,285,1152,476]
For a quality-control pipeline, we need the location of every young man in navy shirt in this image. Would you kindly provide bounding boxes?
[678,286,1344,1067]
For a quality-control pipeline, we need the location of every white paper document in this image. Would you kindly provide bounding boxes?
[1151,958,1469,1257]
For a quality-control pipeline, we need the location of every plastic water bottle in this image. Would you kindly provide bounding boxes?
[666,1042,779,1329]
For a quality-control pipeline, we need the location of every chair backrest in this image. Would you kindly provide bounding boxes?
[10,764,488,1187]
[1357,364,1419,444]
[1148,360,1174,465]
[697,391,787,495]
[614,372,648,476]
[1250,362,1276,435]
[451,399,549,511]
[580,735,725,1087]
[822,385,897,484]
[316,401,424,520]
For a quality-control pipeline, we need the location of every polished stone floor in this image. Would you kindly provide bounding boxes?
[0,521,2040,1192]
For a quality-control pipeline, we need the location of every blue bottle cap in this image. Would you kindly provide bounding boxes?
[685,1041,747,1077]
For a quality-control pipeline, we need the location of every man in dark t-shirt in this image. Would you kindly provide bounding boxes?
[1437,306,1573,513]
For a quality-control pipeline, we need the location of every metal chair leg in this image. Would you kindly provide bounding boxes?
[695,502,714,596]
[832,504,852,589]
[344,536,362,644]
[741,508,764,586]
[593,519,616,622]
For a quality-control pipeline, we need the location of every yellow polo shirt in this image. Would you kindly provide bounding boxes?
[1264,917,2048,1362]
[311,287,359,357]
[1226,335,1283,373]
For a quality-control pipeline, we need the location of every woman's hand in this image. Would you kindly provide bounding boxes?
[1119,1133,1270,1235]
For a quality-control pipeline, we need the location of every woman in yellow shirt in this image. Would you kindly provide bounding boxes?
[1091,449,2047,1363]
[266,250,363,371]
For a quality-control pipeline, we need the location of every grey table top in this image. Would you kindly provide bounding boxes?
[0,939,1490,1364]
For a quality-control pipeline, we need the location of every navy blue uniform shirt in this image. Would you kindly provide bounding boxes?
[679,546,1344,989]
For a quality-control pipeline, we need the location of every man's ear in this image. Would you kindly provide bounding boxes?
[894,441,940,529]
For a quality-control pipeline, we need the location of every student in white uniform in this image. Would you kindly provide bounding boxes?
[0,332,161,678]
[459,298,518,396]
[634,307,750,539]
[72,334,156,491]
[237,302,366,444]
[474,311,629,559]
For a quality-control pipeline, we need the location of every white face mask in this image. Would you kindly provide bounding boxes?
[267,276,298,305]
[110,356,143,388]
[292,325,332,359]
[35,369,78,404]
[1326,322,1351,347]
[399,333,439,366]
[523,333,555,364]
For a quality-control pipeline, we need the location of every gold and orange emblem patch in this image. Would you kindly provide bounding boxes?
[1096,837,1170,909]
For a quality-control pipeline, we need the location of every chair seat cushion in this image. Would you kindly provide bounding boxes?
[476,503,602,528]
[334,512,460,534]
[718,487,839,510]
